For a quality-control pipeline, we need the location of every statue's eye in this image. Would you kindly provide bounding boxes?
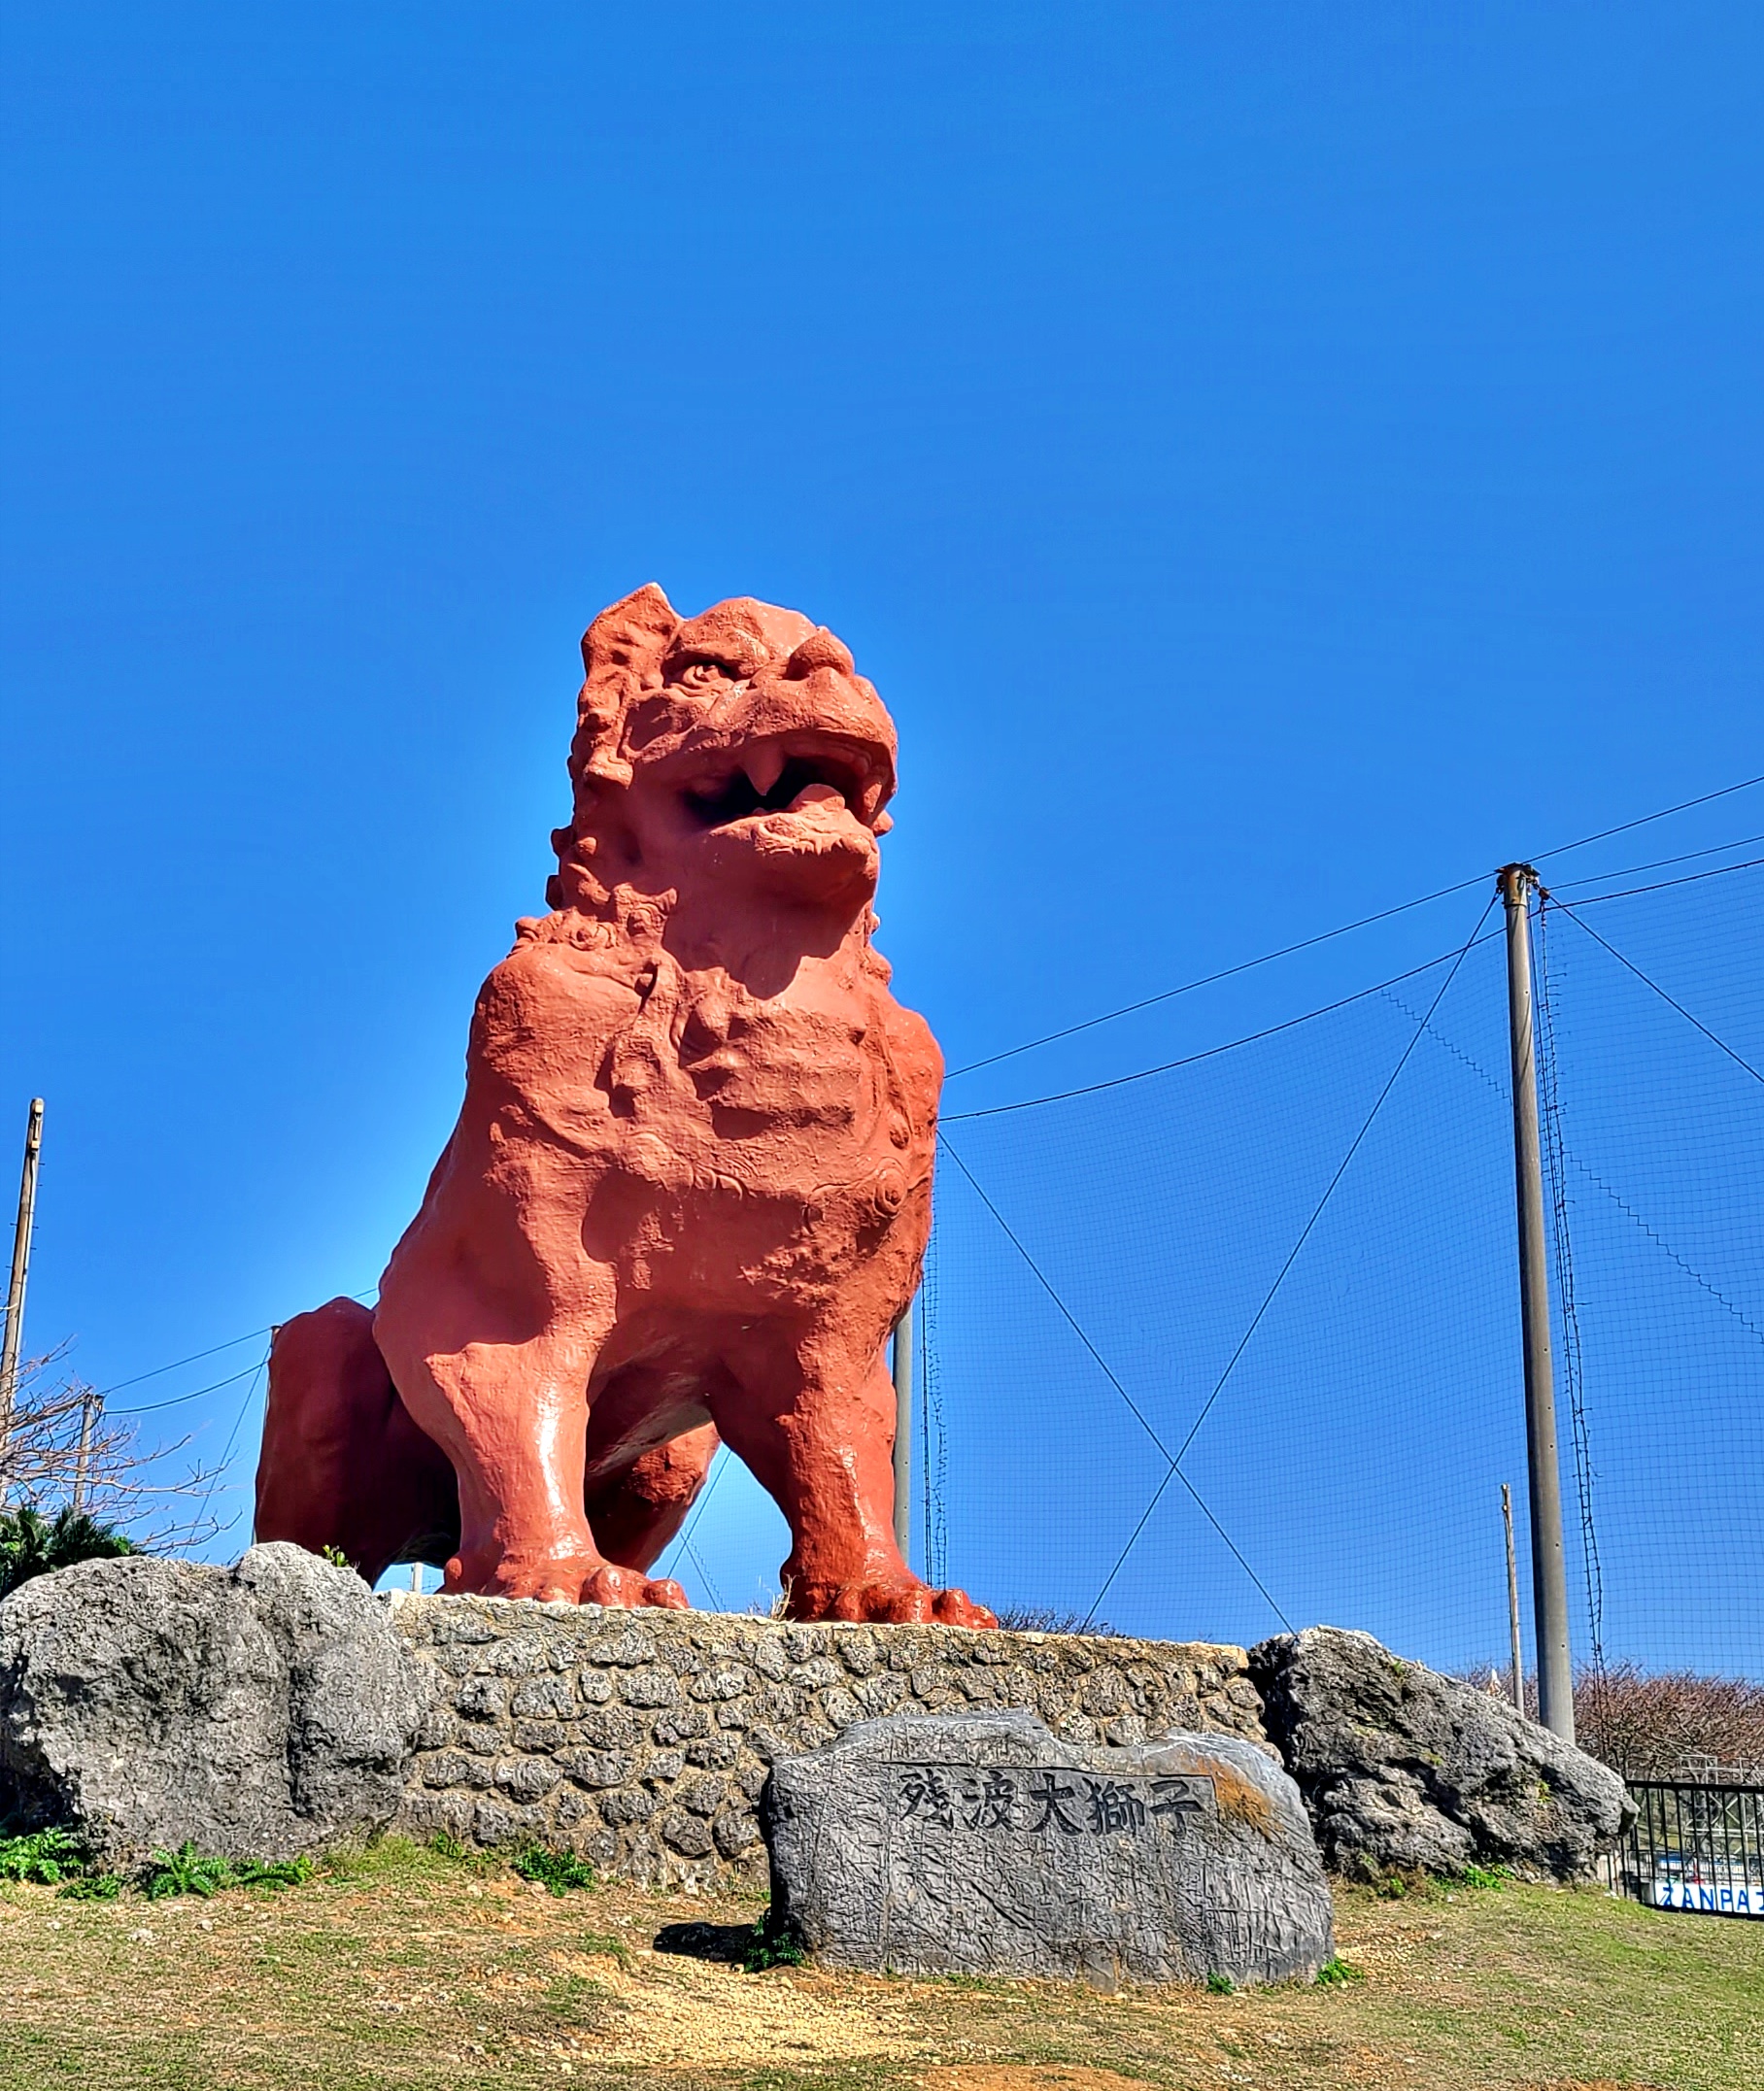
[675,658,738,691]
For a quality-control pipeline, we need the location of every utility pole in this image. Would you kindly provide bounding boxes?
[0,1097,46,1503]
[1498,867,1575,1742]
[72,1389,99,1515]
[1502,1482,1526,1718]
[891,1295,915,1565]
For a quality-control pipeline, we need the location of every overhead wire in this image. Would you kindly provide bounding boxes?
[53,770,1764,1575]
[944,772,1764,1083]
[944,854,1764,1126]
[1549,831,1764,890]
[1551,854,1764,909]
[1528,770,1764,864]
[942,873,1487,1080]
[89,1289,377,1416]
[944,927,1506,1122]
[91,1328,272,1400]
[108,1360,267,1417]
[70,775,1764,1432]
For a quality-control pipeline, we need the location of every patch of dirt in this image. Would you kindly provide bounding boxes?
[594,1947,920,2068]
[919,2071,1162,2091]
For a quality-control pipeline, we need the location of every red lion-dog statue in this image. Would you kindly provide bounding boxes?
[255,585,995,1626]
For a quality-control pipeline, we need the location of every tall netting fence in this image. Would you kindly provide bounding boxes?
[907,858,1764,1682]
[1527,859,1764,1683]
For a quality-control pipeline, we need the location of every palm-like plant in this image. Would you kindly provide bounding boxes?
[0,1503,137,1602]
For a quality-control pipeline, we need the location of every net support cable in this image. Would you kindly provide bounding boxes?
[1548,899,1764,1090]
[935,1134,1292,1635]
[945,773,1764,1083]
[73,793,1764,1453]
[939,894,1499,1633]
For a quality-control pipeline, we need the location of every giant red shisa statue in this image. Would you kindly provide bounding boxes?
[255,585,995,1626]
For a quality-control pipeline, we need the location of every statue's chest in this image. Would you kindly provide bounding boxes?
[613,983,874,1137]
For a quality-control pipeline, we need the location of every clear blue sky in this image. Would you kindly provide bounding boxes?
[3,5,1760,1663]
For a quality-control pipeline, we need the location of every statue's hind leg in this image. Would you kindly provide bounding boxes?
[254,1296,458,1583]
[586,1421,722,1574]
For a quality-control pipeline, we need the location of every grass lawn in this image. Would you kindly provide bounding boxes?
[0,1839,1758,2091]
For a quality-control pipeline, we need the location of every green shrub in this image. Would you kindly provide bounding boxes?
[0,1827,90,1885]
[0,1826,123,1898]
[1205,1972,1235,1995]
[740,1905,806,1972]
[510,1845,598,1896]
[58,1872,123,1901]
[1449,1862,1513,1890]
[140,1842,313,1900]
[0,1506,136,1602]
[1314,1955,1363,1985]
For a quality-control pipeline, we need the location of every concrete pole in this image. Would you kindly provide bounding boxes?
[891,1295,915,1566]
[0,1097,46,1502]
[1498,867,1575,1742]
[72,1389,99,1515]
[1502,1482,1526,1718]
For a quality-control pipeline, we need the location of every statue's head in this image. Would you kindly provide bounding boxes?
[548,584,897,920]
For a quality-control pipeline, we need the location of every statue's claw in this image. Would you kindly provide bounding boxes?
[579,1563,692,1611]
[443,1552,691,1610]
[787,1575,998,1629]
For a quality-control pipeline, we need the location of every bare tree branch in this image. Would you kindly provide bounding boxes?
[0,1351,234,1554]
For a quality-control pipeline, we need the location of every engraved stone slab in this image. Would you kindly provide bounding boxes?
[761,1709,1333,1986]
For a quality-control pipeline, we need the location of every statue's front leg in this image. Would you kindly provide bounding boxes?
[374,1261,686,1609]
[714,1320,996,1627]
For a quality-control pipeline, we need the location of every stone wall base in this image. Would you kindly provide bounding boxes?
[390,1595,1268,1889]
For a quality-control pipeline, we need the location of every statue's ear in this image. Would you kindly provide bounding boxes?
[573,584,680,789]
[581,583,678,683]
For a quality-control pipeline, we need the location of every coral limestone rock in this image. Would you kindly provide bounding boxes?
[0,1543,428,1865]
[393,1600,1271,1888]
[1249,1626,1633,1880]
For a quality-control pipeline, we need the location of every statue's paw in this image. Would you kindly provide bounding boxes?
[579,1563,692,1611]
[443,1551,687,1608]
[788,1575,998,1629]
[931,1586,999,1629]
[445,1551,605,1604]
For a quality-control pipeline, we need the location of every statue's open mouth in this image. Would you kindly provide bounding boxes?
[683,734,889,834]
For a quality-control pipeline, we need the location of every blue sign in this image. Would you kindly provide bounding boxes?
[1653,1874,1764,1917]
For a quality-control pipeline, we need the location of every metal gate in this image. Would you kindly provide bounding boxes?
[1610,1777,1764,1917]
